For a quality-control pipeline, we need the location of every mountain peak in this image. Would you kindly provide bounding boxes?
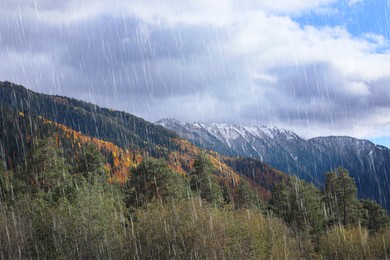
[156,119,300,141]
[155,118,184,127]
[156,118,390,211]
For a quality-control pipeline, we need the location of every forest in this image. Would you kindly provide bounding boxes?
[1,135,390,259]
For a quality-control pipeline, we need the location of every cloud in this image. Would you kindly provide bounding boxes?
[1,0,390,140]
[255,0,337,14]
[348,0,362,6]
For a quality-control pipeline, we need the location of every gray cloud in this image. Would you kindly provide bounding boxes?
[1,0,390,139]
[239,63,390,127]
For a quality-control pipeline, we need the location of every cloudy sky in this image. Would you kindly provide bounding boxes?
[1,0,390,146]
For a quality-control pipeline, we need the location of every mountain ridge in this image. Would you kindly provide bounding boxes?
[156,118,390,211]
[0,81,179,151]
[0,81,290,200]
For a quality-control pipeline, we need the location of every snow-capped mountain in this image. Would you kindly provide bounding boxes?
[156,118,390,211]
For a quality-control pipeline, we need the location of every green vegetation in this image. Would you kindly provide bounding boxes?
[270,176,325,243]
[125,157,188,208]
[190,152,224,205]
[0,83,389,259]
[1,136,389,259]
[324,167,363,226]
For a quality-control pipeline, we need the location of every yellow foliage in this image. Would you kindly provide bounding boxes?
[131,200,300,259]
[321,226,369,259]
[369,227,390,258]
[35,117,243,188]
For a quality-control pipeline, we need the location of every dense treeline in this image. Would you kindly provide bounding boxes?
[1,136,389,259]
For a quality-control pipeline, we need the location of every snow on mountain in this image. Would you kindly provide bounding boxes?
[156,118,390,211]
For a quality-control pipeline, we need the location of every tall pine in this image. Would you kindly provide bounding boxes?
[190,153,223,205]
[324,167,362,226]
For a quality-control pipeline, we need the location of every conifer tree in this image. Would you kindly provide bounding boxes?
[190,153,223,205]
[125,157,187,207]
[324,167,362,226]
[361,199,389,232]
[75,144,106,180]
[25,136,72,199]
[270,177,325,237]
[0,160,11,202]
[235,179,261,209]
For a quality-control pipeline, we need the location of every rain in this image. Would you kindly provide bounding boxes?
[1,0,390,259]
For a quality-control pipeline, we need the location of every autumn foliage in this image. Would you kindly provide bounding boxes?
[39,116,246,189]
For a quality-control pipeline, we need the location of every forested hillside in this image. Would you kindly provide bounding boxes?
[0,81,178,151]
[1,133,389,259]
[1,82,390,259]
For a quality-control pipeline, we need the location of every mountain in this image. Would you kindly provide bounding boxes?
[0,81,289,200]
[2,82,390,259]
[0,81,178,152]
[156,118,390,211]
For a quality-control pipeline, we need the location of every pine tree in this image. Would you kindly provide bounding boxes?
[234,179,261,209]
[190,153,223,205]
[25,136,72,198]
[324,170,339,225]
[270,181,291,220]
[324,167,362,227]
[75,144,106,179]
[270,177,325,237]
[125,158,187,208]
[361,199,389,232]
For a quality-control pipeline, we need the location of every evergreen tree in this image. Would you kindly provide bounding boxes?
[190,153,223,205]
[270,180,291,221]
[221,180,233,204]
[324,170,339,225]
[324,167,363,226]
[0,161,12,203]
[270,177,325,238]
[235,179,261,209]
[0,161,26,204]
[361,199,389,232]
[25,136,74,202]
[338,168,360,225]
[75,143,106,180]
[125,158,187,208]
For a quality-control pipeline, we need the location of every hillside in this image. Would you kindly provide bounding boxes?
[0,81,178,152]
[0,82,289,199]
